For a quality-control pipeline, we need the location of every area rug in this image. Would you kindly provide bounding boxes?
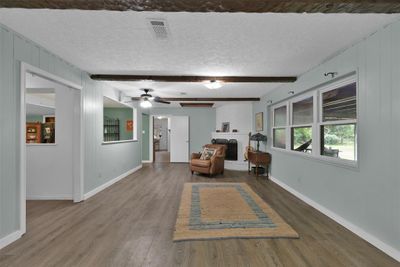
[173,183,299,241]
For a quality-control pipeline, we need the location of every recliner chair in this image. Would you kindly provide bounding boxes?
[190,144,226,176]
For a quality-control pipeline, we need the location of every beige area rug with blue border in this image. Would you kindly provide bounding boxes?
[173,183,299,241]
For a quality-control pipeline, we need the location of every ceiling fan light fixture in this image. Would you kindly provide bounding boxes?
[140,98,153,108]
[204,80,223,90]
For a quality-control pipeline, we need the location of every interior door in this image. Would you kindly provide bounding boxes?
[170,116,189,162]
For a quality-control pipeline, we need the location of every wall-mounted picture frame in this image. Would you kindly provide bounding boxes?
[126,119,133,131]
[222,122,230,132]
[255,112,263,132]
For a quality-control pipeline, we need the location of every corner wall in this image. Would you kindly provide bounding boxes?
[0,24,142,246]
[253,21,400,260]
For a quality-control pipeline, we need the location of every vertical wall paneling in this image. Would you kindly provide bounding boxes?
[252,21,400,258]
[0,23,142,244]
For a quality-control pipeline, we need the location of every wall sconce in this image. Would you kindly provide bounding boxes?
[324,72,338,79]
[288,90,295,95]
[267,100,273,105]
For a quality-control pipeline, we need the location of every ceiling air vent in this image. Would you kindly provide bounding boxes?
[148,19,169,39]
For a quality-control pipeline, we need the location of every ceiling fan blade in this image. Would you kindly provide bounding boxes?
[154,97,171,104]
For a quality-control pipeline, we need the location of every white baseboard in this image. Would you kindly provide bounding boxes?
[142,160,152,163]
[0,230,22,250]
[225,161,248,171]
[270,176,400,262]
[26,195,72,200]
[83,164,142,200]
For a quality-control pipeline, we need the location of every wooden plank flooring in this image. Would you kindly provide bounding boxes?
[0,163,398,267]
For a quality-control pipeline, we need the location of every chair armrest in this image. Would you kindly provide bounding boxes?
[191,152,201,160]
[210,155,225,174]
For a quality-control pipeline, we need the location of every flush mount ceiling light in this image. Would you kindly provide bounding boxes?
[204,80,223,90]
[140,97,153,108]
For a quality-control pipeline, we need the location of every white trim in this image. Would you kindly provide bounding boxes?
[102,95,138,143]
[270,176,400,263]
[149,115,154,163]
[20,62,85,237]
[26,195,72,200]
[271,146,358,170]
[142,160,152,163]
[102,140,138,145]
[0,231,23,250]
[83,164,142,200]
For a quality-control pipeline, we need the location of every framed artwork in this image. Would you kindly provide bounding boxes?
[126,120,133,131]
[222,122,230,132]
[255,112,263,132]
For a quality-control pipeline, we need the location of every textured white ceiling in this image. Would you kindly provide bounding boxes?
[1,9,398,99]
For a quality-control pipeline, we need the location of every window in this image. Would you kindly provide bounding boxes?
[271,75,357,164]
[25,77,56,144]
[272,105,287,149]
[291,96,313,153]
[103,96,138,143]
[320,82,357,161]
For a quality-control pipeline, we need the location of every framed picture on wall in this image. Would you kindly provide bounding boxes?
[222,122,230,132]
[255,112,263,132]
[126,120,133,131]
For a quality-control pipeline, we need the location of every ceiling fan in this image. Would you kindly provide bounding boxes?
[132,89,170,108]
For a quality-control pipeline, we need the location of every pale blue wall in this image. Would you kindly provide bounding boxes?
[0,24,142,241]
[253,22,400,253]
[149,107,216,154]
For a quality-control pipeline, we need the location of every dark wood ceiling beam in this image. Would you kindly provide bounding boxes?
[155,98,259,101]
[91,74,296,83]
[1,0,400,13]
[180,103,214,107]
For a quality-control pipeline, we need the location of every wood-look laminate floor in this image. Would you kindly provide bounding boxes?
[155,151,170,163]
[0,163,398,267]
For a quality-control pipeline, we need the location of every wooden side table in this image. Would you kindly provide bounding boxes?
[248,151,271,178]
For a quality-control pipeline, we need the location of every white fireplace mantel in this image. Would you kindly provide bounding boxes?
[211,132,249,171]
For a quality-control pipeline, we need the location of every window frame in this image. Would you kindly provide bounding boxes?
[272,102,289,150]
[102,96,138,145]
[318,76,358,164]
[289,92,316,154]
[270,74,358,168]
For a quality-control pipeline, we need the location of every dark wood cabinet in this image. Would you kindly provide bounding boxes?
[248,151,271,178]
[26,122,41,143]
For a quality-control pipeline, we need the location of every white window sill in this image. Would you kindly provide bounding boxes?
[102,139,138,145]
[270,147,359,171]
[26,143,57,146]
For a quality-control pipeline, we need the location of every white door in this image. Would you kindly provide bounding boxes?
[170,116,189,162]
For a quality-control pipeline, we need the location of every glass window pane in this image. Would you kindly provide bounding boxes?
[26,87,56,144]
[291,127,312,153]
[293,97,313,125]
[321,124,356,161]
[322,82,356,122]
[274,105,287,127]
[103,96,134,142]
[273,128,286,149]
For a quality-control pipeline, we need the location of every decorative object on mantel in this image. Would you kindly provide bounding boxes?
[255,112,263,132]
[232,129,238,132]
[250,133,268,151]
[222,122,230,132]
[247,132,271,178]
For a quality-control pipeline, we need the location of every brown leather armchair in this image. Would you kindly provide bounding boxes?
[190,144,226,176]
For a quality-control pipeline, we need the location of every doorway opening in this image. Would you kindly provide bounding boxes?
[20,63,83,235]
[153,116,171,163]
[148,115,189,163]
